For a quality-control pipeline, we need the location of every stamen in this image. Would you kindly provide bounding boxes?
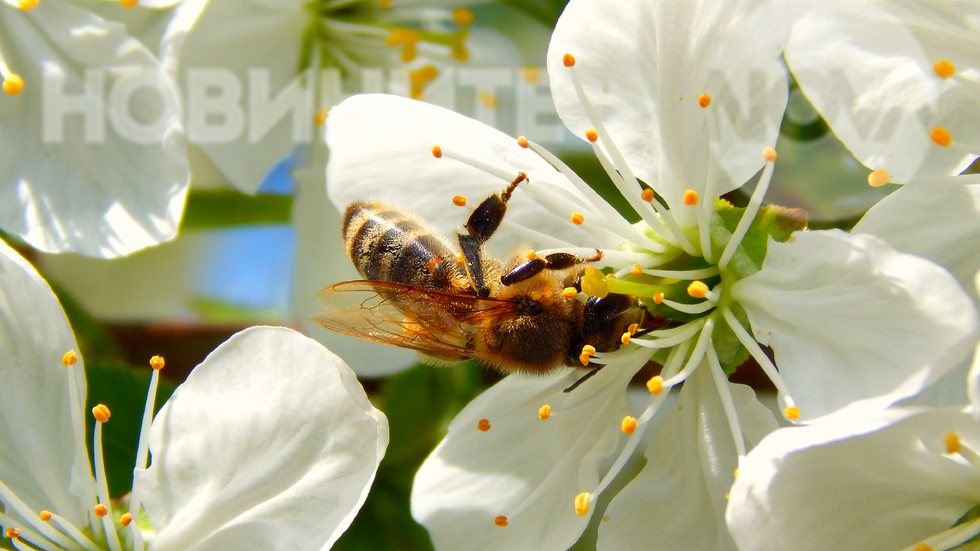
[698,93,711,108]
[494,516,508,527]
[934,60,955,78]
[0,481,86,551]
[314,107,330,126]
[718,148,777,271]
[620,332,631,345]
[431,145,442,158]
[517,136,529,148]
[784,406,800,420]
[42,511,102,551]
[409,65,438,100]
[574,492,591,516]
[733,469,739,478]
[621,416,637,434]
[435,144,522,184]
[647,376,663,395]
[563,53,575,67]
[659,318,714,387]
[92,409,122,551]
[684,190,699,206]
[5,528,18,539]
[687,281,708,299]
[762,147,777,162]
[538,405,551,420]
[119,514,131,527]
[628,323,638,335]
[706,343,746,457]
[653,293,664,304]
[477,419,491,431]
[384,29,420,62]
[868,169,890,188]
[452,7,475,25]
[119,0,137,7]
[720,307,799,413]
[947,432,960,454]
[479,91,497,109]
[631,265,643,277]
[931,127,951,147]
[660,297,715,315]
[906,516,980,551]
[562,287,577,299]
[92,404,110,423]
[641,189,654,202]
[579,354,591,366]
[585,129,598,142]
[642,266,720,280]
[570,213,585,225]
[18,0,38,9]
[452,195,467,206]
[3,74,23,95]
[38,512,50,522]
[62,351,77,366]
[93,505,107,518]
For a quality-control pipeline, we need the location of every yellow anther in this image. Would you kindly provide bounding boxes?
[585,129,598,142]
[63,350,78,366]
[149,355,165,370]
[698,93,711,108]
[627,323,638,335]
[763,147,777,162]
[571,212,585,225]
[574,492,591,516]
[409,65,438,99]
[606,273,616,279]
[724,493,730,500]
[432,145,443,158]
[687,281,709,299]
[620,332,631,345]
[733,469,739,478]
[631,265,643,277]
[4,74,24,95]
[517,136,530,148]
[452,7,475,25]
[579,353,591,366]
[452,195,467,207]
[385,29,421,62]
[653,292,664,304]
[522,66,540,83]
[479,91,498,109]
[539,405,551,420]
[92,404,111,423]
[120,513,132,526]
[563,53,576,67]
[641,188,654,202]
[39,511,52,521]
[477,419,491,432]
[784,406,800,420]
[946,432,960,454]
[562,287,578,299]
[94,504,108,518]
[120,0,137,7]
[581,344,596,357]
[915,544,934,551]
[931,127,951,147]
[494,516,508,527]
[6,528,20,539]
[934,60,955,78]
[683,190,699,206]
[867,169,890,188]
[18,0,38,9]
[314,107,330,126]
[450,29,470,62]
[581,267,609,298]
[646,375,663,395]
[621,416,637,435]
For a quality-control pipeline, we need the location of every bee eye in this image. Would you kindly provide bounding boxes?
[519,299,544,316]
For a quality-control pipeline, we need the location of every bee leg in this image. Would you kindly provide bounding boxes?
[458,233,491,297]
[563,366,601,393]
[500,250,603,286]
[458,172,528,297]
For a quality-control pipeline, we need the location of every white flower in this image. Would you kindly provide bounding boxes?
[323,0,980,548]
[0,237,388,551]
[0,0,190,257]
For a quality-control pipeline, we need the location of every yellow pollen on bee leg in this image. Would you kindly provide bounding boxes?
[946,432,961,454]
[452,7,475,25]
[63,350,78,366]
[915,545,934,551]
[579,354,591,366]
[92,404,111,423]
[631,265,643,277]
[120,0,137,8]
[120,513,132,526]
[522,67,540,83]
[621,416,637,435]
[571,213,585,225]
[653,293,664,305]
[477,419,491,432]
[585,129,598,142]
[641,189,654,202]
[526,250,537,260]
[687,281,709,299]
[494,516,508,527]
[698,93,711,108]
[646,376,664,395]
[620,332,631,345]
[18,0,37,10]
[934,60,955,78]
[683,190,699,206]
[94,504,108,518]
[6,528,19,539]
[432,145,443,158]
[517,136,529,148]
[563,53,576,67]
[762,147,777,162]
[4,74,24,95]
[539,405,551,420]
[931,127,952,147]
[784,406,800,420]
[150,355,165,370]
[563,287,578,299]
[627,323,638,335]
[867,169,890,188]
[39,511,52,522]
[581,345,596,357]
[314,107,330,126]
[452,195,467,207]
[574,492,591,516]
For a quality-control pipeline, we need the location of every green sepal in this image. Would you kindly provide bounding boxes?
[712,304,752,375]
[710,199,808,281]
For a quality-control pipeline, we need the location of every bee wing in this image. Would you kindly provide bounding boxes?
[312,280,518,359]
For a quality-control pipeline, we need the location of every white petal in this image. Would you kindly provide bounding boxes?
[785,0,980,180]
[547,0,789,219]
[135,326,388,551]
[971,270,980,415]
[853,177,980,303]
[0,0,189,257]
[728,405,980,551]
[326,93,601,256]
[732,230,980,420]
[411,364,636,551]
[0,239,91,526]
[598,366,777,551]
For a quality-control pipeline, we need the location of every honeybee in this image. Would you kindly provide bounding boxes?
[313,173,648,380]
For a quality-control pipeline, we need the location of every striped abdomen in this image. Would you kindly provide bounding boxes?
[343,203,465,293]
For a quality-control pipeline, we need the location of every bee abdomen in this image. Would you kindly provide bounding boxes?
[344,203,463,291]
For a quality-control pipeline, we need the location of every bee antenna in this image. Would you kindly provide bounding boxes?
[563,367,601,393]
[500,172,527,204]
